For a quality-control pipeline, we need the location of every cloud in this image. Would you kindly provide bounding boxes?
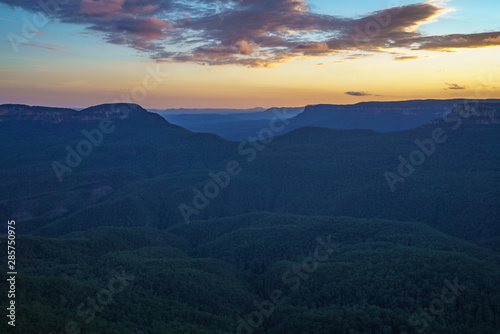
[2,0,499,67]
[445,83,467,90]
[394,55,428,61]
[17,42,63,51]
[0,17,16,22]
[400,31,500,51]
[236,40,257,55]
[484,36,500,43]
[292,42,330,55]
[345,91,372,96]
[81,0,125,16]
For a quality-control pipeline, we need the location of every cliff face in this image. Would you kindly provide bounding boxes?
[0,103,162,124]
[0,104,79,123]
[452,103,500,125]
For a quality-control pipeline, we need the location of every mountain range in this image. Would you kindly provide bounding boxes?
[1,100,499,333]
[157,99,500,141]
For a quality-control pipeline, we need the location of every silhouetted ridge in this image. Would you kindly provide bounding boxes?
[286,99,500,133]
[0,104,79,123]
[0,103,168,124]
[80,103,168,123]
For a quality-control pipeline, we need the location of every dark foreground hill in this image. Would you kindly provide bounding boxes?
[1,213,499,333]
[0,103,235,230]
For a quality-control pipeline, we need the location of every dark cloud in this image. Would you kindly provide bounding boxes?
[345,91,372,97]
[445,83,467,90]
[401,32,500,51]
[2,0,500,67]
[394,55,427,61]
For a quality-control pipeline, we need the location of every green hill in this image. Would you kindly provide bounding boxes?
[1,213,499,333]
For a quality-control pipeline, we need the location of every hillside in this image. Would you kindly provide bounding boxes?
[1,102,499,333]
[0,103,236,232]
[1,213,499,333]
[10,104,499,251]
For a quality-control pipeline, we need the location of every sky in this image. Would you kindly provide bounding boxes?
[0,0,499,109]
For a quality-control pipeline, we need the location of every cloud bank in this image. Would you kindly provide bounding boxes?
[3,0,500,67]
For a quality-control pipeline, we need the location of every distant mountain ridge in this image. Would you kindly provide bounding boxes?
[0,103,163,124]
[159,107,266,114]
[3,100,500,133]
[287,99,500,133]
[160,107,303,122]
[155,99,500,141]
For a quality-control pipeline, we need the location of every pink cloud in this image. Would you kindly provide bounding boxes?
[236,40,257,55]
[3,0,500,68]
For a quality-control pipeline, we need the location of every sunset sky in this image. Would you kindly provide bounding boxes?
[0,0,499,109]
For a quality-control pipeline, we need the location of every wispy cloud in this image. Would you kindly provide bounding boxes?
[394,55,428,61]
[2,0,499,67]
[445,83,467,90]
[0,16,15,22]
[345,91,372,97]
[15,42,64,51]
